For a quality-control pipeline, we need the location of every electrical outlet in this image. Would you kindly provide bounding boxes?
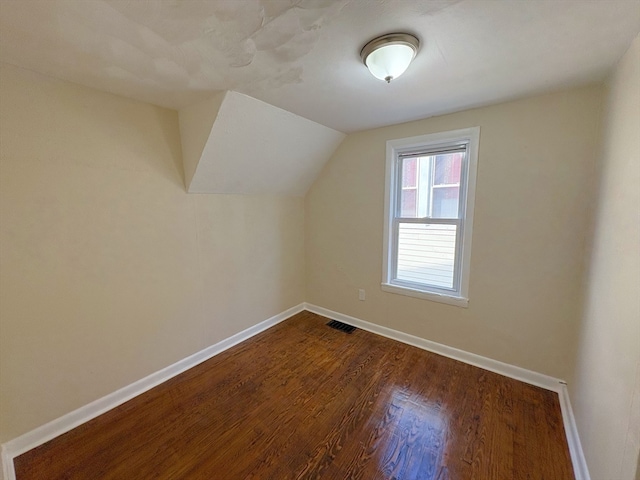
[358,289,366,301]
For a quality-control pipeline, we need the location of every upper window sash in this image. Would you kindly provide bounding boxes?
[393,147,468,221]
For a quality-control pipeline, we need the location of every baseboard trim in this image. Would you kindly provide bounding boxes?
[0,303,304,480]
[558,384,591,480]
[1,303,590,480]
[303,303,590,480]
[304,303,562,390]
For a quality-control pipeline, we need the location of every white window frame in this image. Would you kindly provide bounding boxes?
[382,127,480,307]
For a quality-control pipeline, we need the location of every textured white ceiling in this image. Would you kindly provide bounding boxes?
[1,0,639,132]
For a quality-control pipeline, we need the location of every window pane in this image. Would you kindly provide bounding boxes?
[432,186,459,218]
[402,158,417,188]
[431,152,462,218]
[400,157,430,218]
[396,223,456,289]
[401,189,417,217]
[434,153,462,185]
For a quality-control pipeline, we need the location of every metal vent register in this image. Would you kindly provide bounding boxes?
[326,320,357,334]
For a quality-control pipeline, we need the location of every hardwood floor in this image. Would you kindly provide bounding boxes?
[14,311,574,479]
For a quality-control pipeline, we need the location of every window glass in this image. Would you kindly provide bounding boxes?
[397,223,457,289]
[402,158,418,188]
[432,186,460,218]
[434,153,462,185]
[401,189,417,217]
[399,153,462,219]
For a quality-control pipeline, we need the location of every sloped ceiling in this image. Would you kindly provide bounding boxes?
[179,90,344,196]
[0,0,638,195]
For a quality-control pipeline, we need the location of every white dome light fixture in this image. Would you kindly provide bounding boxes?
[360,33,419,83]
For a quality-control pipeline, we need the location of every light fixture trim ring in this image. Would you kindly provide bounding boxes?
[360,33,420,65]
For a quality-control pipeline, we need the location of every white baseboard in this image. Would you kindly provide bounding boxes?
[1,302,590,480]
[558,384,591,480]
[303,302,591,480]
[304,303,562,390]
[0,303,304,480]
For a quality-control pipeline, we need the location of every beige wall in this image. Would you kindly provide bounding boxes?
[306,85,603,381]
[1,41,636,480]
[571,35,640,480]
[0,64,305,443]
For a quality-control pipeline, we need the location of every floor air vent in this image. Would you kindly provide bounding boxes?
[326,320,356,334]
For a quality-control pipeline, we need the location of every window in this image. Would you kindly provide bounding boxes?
[382,127,480,307]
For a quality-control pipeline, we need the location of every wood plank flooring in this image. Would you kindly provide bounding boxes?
[14,311,574,479]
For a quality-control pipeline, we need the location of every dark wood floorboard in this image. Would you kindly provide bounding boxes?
[14,311,574,479]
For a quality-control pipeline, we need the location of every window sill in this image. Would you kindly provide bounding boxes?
[381,283,469,308]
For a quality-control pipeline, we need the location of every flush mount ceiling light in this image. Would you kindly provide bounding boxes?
[360,33,419,83]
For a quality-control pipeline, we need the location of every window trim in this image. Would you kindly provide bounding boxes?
[382,127,480,307]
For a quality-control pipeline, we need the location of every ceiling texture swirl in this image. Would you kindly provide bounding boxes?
[2,0,639,132]
[1,0,638,194]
